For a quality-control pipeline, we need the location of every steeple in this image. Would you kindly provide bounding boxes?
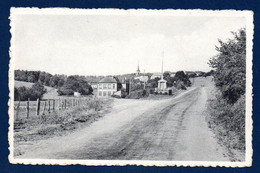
[136,60,140,76]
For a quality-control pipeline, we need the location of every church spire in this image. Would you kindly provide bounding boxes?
[136,60,140,76]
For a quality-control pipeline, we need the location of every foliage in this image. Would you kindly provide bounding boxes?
[207,28,246,154]
[208,28,246,103]
[163,72,175,87]
[130,79,145,91]
[173,71,191,88]
[208,92,245,152]
[14,82,47,101]
[57,76,93,96]
[15,70,67,89]
[147,77,160,88]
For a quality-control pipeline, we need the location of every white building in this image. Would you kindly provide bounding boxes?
[74,92,81,97]
[134,75,149,82]
[97,77,118,97]
[151,72,163,79]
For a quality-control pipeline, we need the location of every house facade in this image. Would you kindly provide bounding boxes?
[151,72,163,79]
[97,77,118,97]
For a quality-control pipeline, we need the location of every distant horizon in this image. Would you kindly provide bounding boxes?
[14,68,211,77]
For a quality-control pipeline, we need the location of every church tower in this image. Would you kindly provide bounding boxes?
[136,61,140,76]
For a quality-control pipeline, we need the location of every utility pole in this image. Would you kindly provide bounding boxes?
[161,51,164,79]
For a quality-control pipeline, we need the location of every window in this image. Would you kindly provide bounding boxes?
[113,84,115,89]
[99,91,102,96]
[99,84,102,89]
[108,91,111,96]
[108,84,111,89]
[103,91,106,96]
[103,84,107,89]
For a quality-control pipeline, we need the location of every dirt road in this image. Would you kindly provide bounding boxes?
[19,77,228,161]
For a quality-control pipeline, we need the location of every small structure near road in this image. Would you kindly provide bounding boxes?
[73,91,81,97]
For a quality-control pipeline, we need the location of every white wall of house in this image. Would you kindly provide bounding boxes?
[97,83,117,97]
[151,73,162,79]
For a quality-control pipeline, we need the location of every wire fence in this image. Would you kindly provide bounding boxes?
[14,97,96,120]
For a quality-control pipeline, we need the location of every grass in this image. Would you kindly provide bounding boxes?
[14,80,61,99]
[14,97,113,157]
[206,89,245,161]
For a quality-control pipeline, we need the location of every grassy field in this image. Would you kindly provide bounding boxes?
[14,97,113,156]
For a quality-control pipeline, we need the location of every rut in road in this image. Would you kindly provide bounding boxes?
[55,88,200,160]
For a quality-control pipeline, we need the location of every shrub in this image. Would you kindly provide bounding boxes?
[57,76,93,96]
[173,71,191,89]
[208,28,246,104]
[14,83,46,101]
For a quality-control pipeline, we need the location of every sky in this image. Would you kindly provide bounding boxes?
[13,13,246,76]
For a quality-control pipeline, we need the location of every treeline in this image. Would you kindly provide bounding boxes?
[208,28,246,152]
[146,71,191,90]
[15,70,67,88]
[15,70,93,96]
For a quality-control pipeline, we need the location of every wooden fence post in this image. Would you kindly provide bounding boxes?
[48,99,51,113]
[15,100,21,120]
[42,101,47,115]
[26,98,30,119]
[58,99,60,110]
[53,99,55,112]
[36,98,40,116]
[61,100,64,110]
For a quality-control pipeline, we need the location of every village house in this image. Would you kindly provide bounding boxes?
[97,77,118,97]
[151,72,163,79]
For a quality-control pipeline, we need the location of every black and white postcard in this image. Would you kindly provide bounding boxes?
[8,8,253,167]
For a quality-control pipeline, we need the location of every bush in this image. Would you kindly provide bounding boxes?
[208,93,245,151]
[207,28,246,154]
[208,28,246,104]
[126,89,149,99]
[57,76,93,96]
[14,83,46,101]
[173,71,191,89]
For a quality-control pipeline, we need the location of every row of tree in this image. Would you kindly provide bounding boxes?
[15,70,93,96]
[15,70,67,88]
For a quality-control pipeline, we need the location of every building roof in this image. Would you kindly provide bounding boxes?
[98,77,117,83]
[152,72,162,76]
[158,79,167,82]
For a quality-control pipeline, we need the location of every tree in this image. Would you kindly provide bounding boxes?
[147,77,160,88]
[32,82,47,95]
[163,72,175,87]
[57,75,92,95]
[208,28,246,103]
[173,71,191,88]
